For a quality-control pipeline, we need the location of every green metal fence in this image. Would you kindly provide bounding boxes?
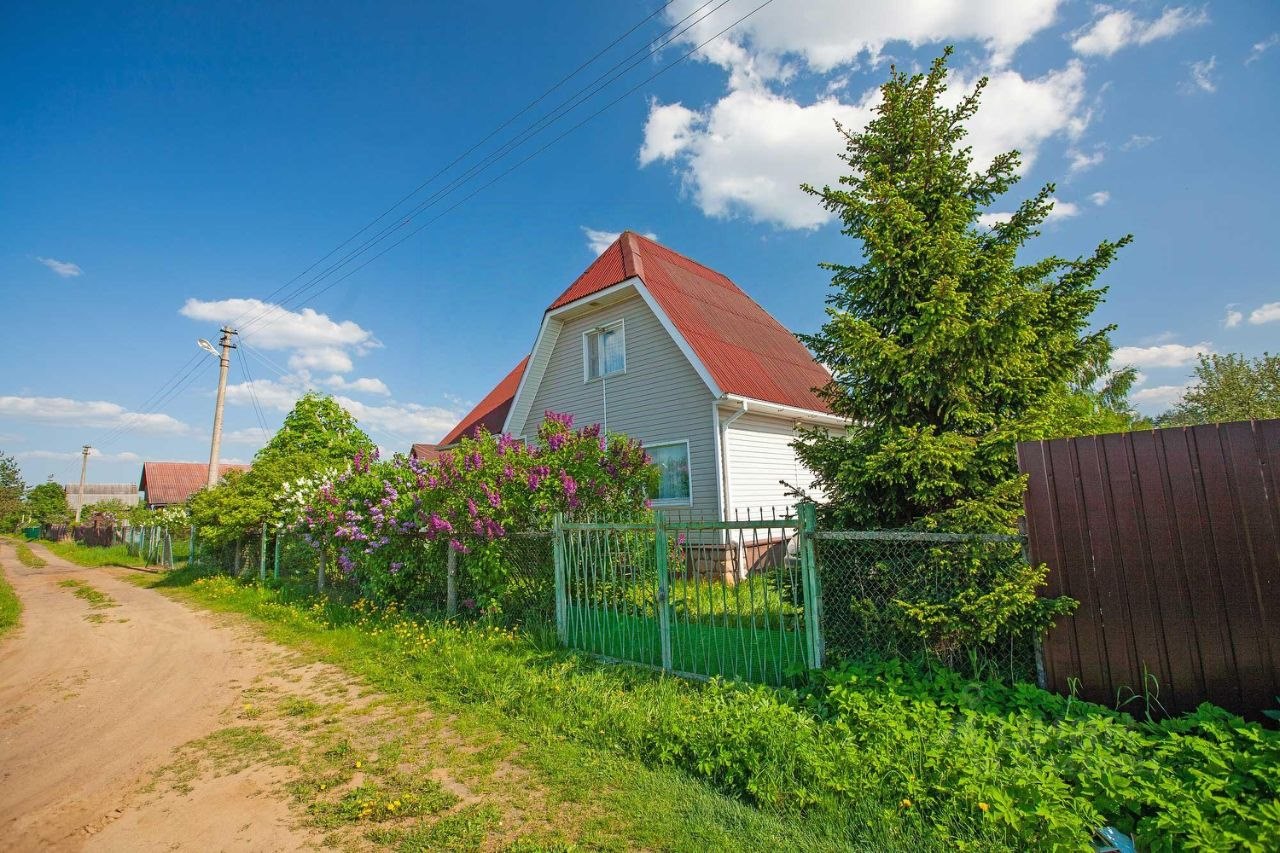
[553,505,823,686]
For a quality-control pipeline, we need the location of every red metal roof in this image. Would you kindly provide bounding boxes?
[438,356,530,446]
[548,232,831,412]
[138,461,250,507]
[409,443,448,462]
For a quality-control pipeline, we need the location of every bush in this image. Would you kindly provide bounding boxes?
[187,575,1280,851]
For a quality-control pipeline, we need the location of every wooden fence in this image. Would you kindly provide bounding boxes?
[1018,419,1280,721]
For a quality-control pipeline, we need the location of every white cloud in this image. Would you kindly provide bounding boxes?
[1248,302,1280,325]
[287,347,354,374]
[222,426,272,445]
[637,102,700,166]
[1183,56,1217,94]
[1045,197,1080,221]
[37,257,83,278]
[1068,147,1105,174]
[1089,190,1110,206]
[664,0,1063,82]
[1121,134,1156,151]
[1223,308,1243,328]
[180,298,376,353]
[641,59,1090,229]
[581,227,658,256]
[1246,33,1280,65]
[1071,6,1208,57]
[332,396,464,443]
[1131,383,1190,408]
[16,449,141,463]
[977,196,1078,229]
[0,396,189,434]
[1112,341,1214,369]
[225,378,307,412]
[324,375,391,396]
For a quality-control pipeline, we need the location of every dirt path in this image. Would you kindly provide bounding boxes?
[0,543,583,853]
[0,541,320,851]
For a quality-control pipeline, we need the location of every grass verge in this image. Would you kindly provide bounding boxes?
[137,569,1280,851]
[12,539,47,568]
[58,578,119,609]
[138,568,934,851]
[43,540,147,569]
[0,561,19,637]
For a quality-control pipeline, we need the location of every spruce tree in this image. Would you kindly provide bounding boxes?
[798,49,1131,532]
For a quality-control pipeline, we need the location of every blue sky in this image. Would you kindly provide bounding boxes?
[2,1,1277,488]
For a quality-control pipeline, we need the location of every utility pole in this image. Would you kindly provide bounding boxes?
[75,444,91,523]
[205,326,237,488]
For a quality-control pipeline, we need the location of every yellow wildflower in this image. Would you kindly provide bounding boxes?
[900,798,911,809]
[978,802,990,813]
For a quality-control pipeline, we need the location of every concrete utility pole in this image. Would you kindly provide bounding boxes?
[204,326,238,488]
[75,444,91,523]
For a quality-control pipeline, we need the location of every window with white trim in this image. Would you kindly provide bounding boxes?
[584,321,625,381]
[648,441,692,505]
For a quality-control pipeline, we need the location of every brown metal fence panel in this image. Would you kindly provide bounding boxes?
[1018,419,1280,721]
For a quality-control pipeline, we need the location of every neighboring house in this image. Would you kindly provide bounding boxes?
[63,483,140,515]
[424,233,844,533]
[139,461,250,508]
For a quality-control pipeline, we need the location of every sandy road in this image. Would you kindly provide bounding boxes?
[0,541,316,851]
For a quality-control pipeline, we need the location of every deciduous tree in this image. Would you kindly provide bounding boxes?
[1157,352,1280,427]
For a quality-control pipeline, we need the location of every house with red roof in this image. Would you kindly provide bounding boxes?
[421,232,845,521]
[139,461,250,508]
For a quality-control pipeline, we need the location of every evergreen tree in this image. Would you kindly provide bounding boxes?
[797,49,1132,533]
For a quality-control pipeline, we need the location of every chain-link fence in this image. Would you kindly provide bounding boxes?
[813,530,1040,684]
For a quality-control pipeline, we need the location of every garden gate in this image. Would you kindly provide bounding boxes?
[552,506,823,686]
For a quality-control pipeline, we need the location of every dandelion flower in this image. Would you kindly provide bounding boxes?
[900,798,911,809]
[978,802,989,813]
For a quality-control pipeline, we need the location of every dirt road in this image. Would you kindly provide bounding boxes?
[0,542,318,851]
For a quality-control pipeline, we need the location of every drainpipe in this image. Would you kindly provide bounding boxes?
[717,399,749,524]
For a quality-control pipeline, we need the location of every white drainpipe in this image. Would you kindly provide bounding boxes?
[717,398,749,525]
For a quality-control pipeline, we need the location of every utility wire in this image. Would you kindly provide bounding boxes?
[233,0,694,335]
[236,0,727,337]
[242,0,779,313]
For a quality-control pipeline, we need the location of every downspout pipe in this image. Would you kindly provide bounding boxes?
[717,399,749,524]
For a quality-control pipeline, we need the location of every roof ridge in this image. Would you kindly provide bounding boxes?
[621,231,646,282]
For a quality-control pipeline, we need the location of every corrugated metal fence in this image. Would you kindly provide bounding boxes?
[1018,419,1280,720]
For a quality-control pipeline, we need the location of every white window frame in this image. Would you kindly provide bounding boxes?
[582,319,626,383]
[648,439,693,507]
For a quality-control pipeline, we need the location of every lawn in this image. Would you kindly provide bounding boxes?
[0,561,19,637]
[42,539,151,569]
[136,567,1280,851]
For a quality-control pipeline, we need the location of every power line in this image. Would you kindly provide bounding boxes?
[242,0,779,312]
[236,0,728,338]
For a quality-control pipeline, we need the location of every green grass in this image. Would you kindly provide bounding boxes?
[0,561,20,637]
[12,540,46,568]
[137,569,921,851]
[58,578,119,609]
[43,540,148,569]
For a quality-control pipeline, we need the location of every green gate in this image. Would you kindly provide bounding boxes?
[553,505,823,686]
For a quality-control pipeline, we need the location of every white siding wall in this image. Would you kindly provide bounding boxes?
[723,411,825,519]
[514,294,719,514]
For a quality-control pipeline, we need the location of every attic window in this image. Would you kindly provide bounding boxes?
[584,321,625,381]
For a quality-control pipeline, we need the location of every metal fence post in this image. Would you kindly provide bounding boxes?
[188,526,196,569]
[552,514,567,644]
[655,511,673,674]
[273,532,281,580]
[798,501,824,670]
[446,547,458,617]
[317,545,326,593]
[259,522,268,582]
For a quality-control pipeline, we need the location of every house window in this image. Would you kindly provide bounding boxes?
[648,441,692,505]
[584,321,625,381]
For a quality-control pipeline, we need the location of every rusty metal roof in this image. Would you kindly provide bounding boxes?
[438,356,530,446]
[549,232,831,412]
[138,461,250,506]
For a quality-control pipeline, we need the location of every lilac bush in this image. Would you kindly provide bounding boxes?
[290,412,656,606]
